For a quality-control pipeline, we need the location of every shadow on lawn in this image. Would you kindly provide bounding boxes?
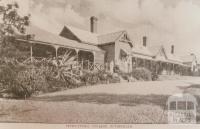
[184,84,200,89]
[32,94,169,108]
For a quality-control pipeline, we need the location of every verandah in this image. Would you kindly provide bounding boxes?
[15,38,101,71]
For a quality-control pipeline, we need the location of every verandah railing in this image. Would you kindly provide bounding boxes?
[22,57,104,73]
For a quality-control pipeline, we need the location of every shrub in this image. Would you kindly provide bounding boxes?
[113,67,131,81]
[0,64,17,91]
[80,71,101,85]
[13,67,49,98]
[151,72,158,81]
[80,70,120,85]
[132,67,152,81]
[108,73,120,83]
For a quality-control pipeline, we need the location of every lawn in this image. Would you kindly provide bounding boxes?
[0,77,200,124]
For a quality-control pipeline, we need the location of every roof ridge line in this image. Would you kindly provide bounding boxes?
[98,30,126,37]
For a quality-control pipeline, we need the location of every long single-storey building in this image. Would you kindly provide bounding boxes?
[15,16,194,75]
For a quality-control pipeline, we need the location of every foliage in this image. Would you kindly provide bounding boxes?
[80,70,120,85]
[0,2,30,37]
[0,63,74,98]
[131,67,152,81]
[151,71,158,81]
[80,71,101,85]
[0,64,17,90]
[0,1,30,61]
[0,2,82,98]
[12,67,49,98]
[113,66,131,81]
[108,73,121,83]
[0,42,30,61]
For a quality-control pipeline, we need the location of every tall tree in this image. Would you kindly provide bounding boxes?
[0,1,30,60]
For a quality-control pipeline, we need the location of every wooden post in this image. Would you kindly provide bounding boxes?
[135,58,138,68]
[75,49,79,64]
[30,43,33,62]
[156,61,159,74]
[159,61,162,74]
[143,59,146,68]
[93,51,95,71]
[166,63,168,75]
[150,60,152,71]
[55,47,58,58]
[71,64,73,75]
[81,60,84,70]
[87,60,89,70]
[75,49,79,71]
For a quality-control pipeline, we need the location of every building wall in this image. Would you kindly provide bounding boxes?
[94,51,105,65]
[115,41,132,61]
[115,41,132,72]
[99,43,115,63]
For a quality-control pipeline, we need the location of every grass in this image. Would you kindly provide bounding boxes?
[0,94,169,124]
[1,79,200,124]
[33,94,169,109]
[1,93,200,124]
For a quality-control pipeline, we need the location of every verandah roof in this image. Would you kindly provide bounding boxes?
[16,25,104,53]
[131,53,154,61]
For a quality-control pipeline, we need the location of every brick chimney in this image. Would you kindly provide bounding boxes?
[90,16,98,33]
[143,36,147,47]
[171,45,174,54]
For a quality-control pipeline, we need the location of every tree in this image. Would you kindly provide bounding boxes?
[0,1,30,60]
[0,1,30,36]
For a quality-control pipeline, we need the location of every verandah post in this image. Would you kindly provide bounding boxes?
[30,43,33,62]
[75,49,80,71]
[87,60,89,70]
[55,47,58,58]
[135,58,138,68]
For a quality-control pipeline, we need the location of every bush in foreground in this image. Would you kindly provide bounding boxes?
[13,67,49,98]
[132,67,152,81]
[80,70,120,85]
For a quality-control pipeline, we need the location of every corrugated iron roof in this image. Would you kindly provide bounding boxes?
[149,45,163,56]
[64,25,99,45]
[17,25,104,52]
[166,52,183,64]
[132,44,154,57]
[62,25,129,45]
[98,30,125,44]
[181,55,194,63]
[149,45,183,64]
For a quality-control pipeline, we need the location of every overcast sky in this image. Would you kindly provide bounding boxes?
[1,0,200,58]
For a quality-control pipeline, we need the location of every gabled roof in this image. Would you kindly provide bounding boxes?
[149,45,162,56]
[97,30,125,44]
[16,25,104,52]
[132,44,154,57]
[149,45,168,59]
[62,25,99,45]
[166,52,183,64]
[149,45,183,64]
[181,55,194,63]
[60,25,133,46]
[181,54,200,64]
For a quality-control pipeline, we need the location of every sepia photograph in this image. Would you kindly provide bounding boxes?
[1,0,200,127]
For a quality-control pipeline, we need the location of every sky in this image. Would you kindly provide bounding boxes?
[1,0,200,58]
